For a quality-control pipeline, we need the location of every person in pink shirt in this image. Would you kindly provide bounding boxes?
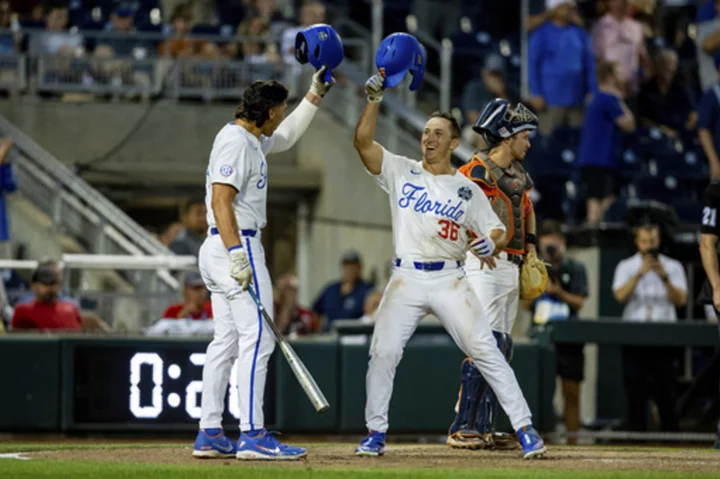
[591,0,650,98]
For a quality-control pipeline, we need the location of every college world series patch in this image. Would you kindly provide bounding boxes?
[458,186,472,201]
[219,165,233,177]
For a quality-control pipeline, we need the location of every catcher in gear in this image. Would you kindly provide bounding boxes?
[447,99,547,450]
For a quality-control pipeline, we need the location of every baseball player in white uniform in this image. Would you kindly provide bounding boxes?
[447,99,540,450]
[191,68,333,461]
[352,74,546,459]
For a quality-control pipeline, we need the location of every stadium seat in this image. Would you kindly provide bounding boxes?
[634,174,685,202]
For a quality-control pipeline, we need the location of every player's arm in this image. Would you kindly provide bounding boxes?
[353,74,386,175]
[700,233,720,310]
[702,30,720,55]
[211,184,242,251]
[265,67,333,154]
[524,199,536,255]
[468,185,507,257]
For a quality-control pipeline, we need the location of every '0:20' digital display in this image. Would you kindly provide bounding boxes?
[72,346,242,425]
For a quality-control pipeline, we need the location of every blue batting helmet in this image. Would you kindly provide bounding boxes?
[375,33,426,91]
[295,24,344,83]
[473,98,538,147]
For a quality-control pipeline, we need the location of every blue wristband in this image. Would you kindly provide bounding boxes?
[228,245,243,253]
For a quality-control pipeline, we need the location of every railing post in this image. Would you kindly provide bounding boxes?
[387,111,398,153]
[371,0,383,63]
[297,200,311,306]
[440,38,453,113]
[521,0,529,99]
[344,80,359,128]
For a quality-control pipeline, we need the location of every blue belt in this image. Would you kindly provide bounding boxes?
[394,259,463,271]
[210,227,256,237]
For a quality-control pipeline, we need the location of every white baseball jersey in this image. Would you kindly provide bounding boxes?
[205,122,277,231]
[372,148,506,261]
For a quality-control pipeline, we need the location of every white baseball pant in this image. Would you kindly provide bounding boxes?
[364,262,533,432]
[466,255,520,335]
[198,232,275,432]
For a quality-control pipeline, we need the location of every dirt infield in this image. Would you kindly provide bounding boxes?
[25,445,720,472]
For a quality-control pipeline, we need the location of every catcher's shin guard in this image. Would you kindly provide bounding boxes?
[447,358,490,449]
[449,358,482,434]
[474,332,512,436]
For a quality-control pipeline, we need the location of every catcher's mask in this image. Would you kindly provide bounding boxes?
[295,24,344,83]
[375,32,426,91]
[473,98,538,149]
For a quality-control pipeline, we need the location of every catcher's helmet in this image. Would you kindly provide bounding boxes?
[295,24,344,83]
[473,98,538,147]
[375,33,426,91]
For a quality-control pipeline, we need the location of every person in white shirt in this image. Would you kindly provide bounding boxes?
[351,70,547,459]
[611,223,687,432]
[191,67,334,460]
[612,223,687,322]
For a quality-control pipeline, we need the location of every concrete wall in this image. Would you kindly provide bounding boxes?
[0,99,294,167]
[294,110,394,304]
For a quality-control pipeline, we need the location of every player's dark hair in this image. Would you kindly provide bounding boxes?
[429,111,461,139]
[539,219,564,238]
[235,80,289,127]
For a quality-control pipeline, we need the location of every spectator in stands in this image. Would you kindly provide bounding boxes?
[169,198,207,256]
[35,2,84,56]
[157,221,184,247]
[234,16,281,66]
[274,273,319,336]
[697,0,720,92]
[698,55,720,179]
[528,0,597,136]
[91,5,153,99]
[527,219,588,445]
[161,0,215,25]
[312,250,373,331]
[0,137,17,255]
[591,0,649,98]
[0,1,19,53]
[461,54,519,148]
[576,60,635,226]
[158,4,195,57]
[612,223,686,432]
[11,264,83,332]
[162,272,212,319]
[527,0,585,32]
[359,290,383,324]
[638,49,697,139]
[251,0,292,38]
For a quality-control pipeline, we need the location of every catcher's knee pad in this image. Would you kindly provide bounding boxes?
[448,358,482,434]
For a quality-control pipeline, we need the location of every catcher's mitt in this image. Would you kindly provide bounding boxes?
[520,250,548,301]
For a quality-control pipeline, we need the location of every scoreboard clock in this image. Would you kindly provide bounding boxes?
[63,339,276,430]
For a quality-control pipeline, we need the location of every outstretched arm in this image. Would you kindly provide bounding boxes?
[353,74,386,175]
[266,67,334,154]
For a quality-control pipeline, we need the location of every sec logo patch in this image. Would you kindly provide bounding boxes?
[219,165,233,177]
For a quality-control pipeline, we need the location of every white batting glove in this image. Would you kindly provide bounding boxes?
[365,73,385,103]
[309,65,335,98]
[470,234,495,258]
[228,246,253,291]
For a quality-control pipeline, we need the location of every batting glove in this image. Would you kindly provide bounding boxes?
[228,246,253,291]
[365,73,385,103]
[470,234,495,258]
[309,65,335,98]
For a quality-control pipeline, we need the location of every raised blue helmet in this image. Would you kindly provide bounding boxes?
[473,98,538,147]
[295,24,344,83]
[375,33,426,91]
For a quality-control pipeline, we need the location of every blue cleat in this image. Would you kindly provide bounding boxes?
[355,430,386,456]
[516,425,547,459]
[236,430,307,461]
[192,429,238,458]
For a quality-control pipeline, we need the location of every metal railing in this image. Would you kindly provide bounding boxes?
[0,255,198,330]
[0,115,183,291]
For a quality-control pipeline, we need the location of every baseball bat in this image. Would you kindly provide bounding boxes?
[246,286,330,413]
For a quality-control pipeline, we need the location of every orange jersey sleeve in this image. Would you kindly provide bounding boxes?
[458,158,496,197]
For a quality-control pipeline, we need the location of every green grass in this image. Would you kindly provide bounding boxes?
[0,443,180,453]
[0,461,718,479]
